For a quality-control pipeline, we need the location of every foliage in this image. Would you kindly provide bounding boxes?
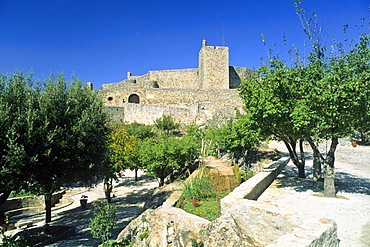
[180,168,215,200]
[100,240,123,247]
[154,115,180,134]
[215,118,260,157]
[121,122,155,140]
[89,201,117,244]
[0,71,110,221]
[0,232,31,247]
[8,191,37,198]
[138,135,199,186]
[239,1,370,196]
[177,167,241,221]
[108,128,137,176]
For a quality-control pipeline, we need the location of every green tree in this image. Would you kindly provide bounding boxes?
[292,1,370,196]
[0,72,110,222]
[154,115,180,135]
[0,72,38,206]
[239,58,308,178]
[302,35,370,196]
[122,121,155,140]
[214,117,261,161]
[138,135,198,186]
[105,128,137,202]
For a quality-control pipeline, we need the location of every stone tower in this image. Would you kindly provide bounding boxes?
[198,40,229,89]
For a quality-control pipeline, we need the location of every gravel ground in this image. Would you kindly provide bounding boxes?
[259,140,370,247]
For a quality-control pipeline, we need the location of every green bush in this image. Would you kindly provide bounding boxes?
[89,201,117,244]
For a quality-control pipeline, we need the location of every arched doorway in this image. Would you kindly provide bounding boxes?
[128,94,140,104]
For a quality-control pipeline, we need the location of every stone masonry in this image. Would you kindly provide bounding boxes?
[98,40,256,125]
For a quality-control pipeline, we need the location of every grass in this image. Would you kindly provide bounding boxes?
[176,166,244,221]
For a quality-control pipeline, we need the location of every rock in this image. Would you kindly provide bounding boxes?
[201,213,261,247]
[116,206,209,247]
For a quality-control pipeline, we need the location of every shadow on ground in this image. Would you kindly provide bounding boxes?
[43,176,158,246]
[115,175,156,188]
[275,162,370,196]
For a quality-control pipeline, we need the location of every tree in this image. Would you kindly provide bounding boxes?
[214,117,261,161]
[302,35,370,196]
[122,121,155,140]
[292,1,370,196]
[138,135,198,186]
[0,72,110,222]
[0,72,38,206]
[105,128,137,202]
[238,1,370,197]
[121,122,156,181]
[154,115,180,135]
[239,58,309,178]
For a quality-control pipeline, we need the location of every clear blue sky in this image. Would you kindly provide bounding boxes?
[0,0,368,89]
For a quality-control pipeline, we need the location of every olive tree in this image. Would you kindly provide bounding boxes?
[0,72,110,222]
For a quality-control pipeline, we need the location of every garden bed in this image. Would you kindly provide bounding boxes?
[176,167,245,221]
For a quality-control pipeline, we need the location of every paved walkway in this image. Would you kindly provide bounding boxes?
[259,140,370,247]
[41,170,158,247]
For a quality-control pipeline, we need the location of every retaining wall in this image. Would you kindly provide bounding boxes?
[0,191,65,213]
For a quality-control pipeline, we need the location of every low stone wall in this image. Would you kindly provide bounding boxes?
[220,157,339,246]
[116,157,339,246]
[223,157,288,201]
[0,191,65,213]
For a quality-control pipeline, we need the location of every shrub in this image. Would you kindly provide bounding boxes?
[89,201,117,244]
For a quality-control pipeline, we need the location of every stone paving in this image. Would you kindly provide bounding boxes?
[259,140,370,247]
[41,170,158,247]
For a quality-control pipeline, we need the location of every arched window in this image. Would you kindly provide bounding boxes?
[128,94,140,104]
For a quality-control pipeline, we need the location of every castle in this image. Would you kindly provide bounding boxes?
[99,40,255,126]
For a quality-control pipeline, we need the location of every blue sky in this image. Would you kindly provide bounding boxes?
[0,0,368,90]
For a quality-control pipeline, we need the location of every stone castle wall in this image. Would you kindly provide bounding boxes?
[99,40,254,126]
[148,69,199,89]
[101,87,244,125]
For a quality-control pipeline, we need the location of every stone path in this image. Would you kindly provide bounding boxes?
[41,170,158,247]
[259,140,370,247]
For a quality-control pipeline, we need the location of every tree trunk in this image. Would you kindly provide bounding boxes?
[307,138,323,182]
[134,168,138,181]
[44,192,52,223]
[323,164,336,197]
[158,177,165,187]
[283,139,306,178]
[0,190,11,206]
[312,153,322,181]
[104,179,112,203]
[323,137,339,197]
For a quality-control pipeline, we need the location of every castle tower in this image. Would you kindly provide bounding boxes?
[198,40,229,89]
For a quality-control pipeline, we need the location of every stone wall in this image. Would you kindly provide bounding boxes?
[116,157,339,246]
[0,191,65,213]
[229,66,257,89]
[98,40,256,126]
[199,41,229,89]
[148,69,199,89]
[101,88,242,108]
[101,88,244,125]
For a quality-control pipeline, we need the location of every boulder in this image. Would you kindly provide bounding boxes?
[116,206,209,247]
